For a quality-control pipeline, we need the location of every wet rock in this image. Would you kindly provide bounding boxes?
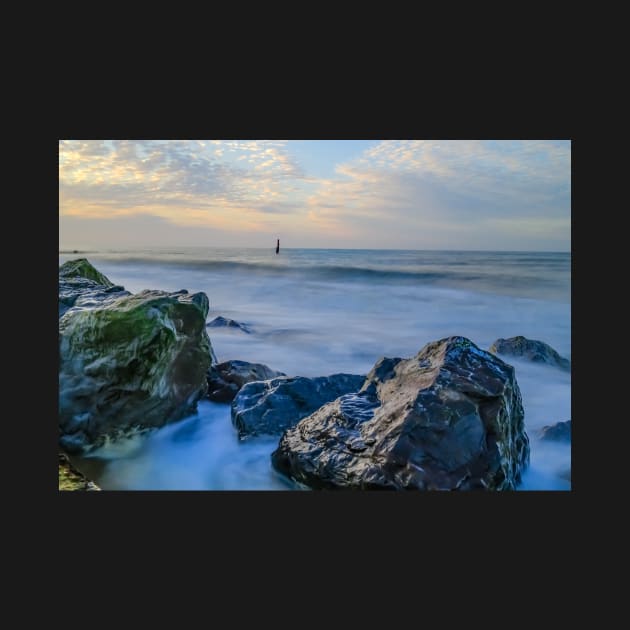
[58,453,101,491]
[207,360,286,402]
[207,316,251,333]
[59,261,131,318]
[539,420,571,443]
[232,373,366,439]
[272,336,529,491]
[59,259,214,455]
[488,336,570,371]
[59,258,114,287]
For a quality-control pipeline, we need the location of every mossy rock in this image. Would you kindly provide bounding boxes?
[58,453,100,491]
[59,258,114,287]
[59,281,214,454]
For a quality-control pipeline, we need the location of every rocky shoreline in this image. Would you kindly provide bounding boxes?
[58,259,571,491]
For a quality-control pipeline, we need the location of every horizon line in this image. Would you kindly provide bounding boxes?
[59,246,571,254]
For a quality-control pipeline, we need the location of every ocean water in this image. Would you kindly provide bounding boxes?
[59,248,571,491]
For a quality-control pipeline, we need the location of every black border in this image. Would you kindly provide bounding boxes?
[45,96,581,564]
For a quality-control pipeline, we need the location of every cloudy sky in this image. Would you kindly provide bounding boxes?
[59,140,570,251]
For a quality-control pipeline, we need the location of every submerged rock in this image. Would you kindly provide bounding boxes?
[539,420,571,443]
[59,259,214,455]
[232,373,366,439]
[488,336,570,371]
[271,336,530,490]
[207,360,286,402]
[206,316,251,333]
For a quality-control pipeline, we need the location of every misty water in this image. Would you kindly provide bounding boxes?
[59,248,571,491]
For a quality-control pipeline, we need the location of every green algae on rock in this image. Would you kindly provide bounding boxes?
[58,453,100,491]
[59,258,115,287]
[59,258,129,318]
[59,260,214,455]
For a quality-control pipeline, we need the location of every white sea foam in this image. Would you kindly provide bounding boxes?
[94,401,294,490]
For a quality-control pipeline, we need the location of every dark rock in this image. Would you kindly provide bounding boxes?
[59,260,214,455]
[539,420,571,443]
[207,316,251,333]
[488,336,570,371]
[232,373,366,439]
[207,360,286,402]
[271,336,530,491]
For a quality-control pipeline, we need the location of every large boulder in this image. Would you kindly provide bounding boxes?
[539,420,571,443]
[271,336,530,490]
[207,360,286,402]
[59,259,214,455]
[489,336,570,371]
[232,373,366,439]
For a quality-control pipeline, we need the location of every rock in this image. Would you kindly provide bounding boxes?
[207,316,251,333]
[59,276,131,318]
[59,258,115,287]
[271,336,530,491]
[58,453,101,491]
[207,360,286,402]
[59,260,131,318]
[539,420,571,443]
[488,336,570,371]
[59,260,214,455]
[232,373,366,439]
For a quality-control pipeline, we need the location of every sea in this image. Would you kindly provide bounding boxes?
[58,248,571,491]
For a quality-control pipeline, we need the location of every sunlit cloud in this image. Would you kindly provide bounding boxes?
[59,140,570,250]
[60,140,309,217]
[303,140,570,248]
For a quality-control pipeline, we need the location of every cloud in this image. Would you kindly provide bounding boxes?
[59,140,310,222]
[59,140,570,250]
[304,140,570,249]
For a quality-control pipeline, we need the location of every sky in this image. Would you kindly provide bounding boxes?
[59,140,571,251]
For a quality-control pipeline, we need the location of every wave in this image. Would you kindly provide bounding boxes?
[59,250,570,300]
[86,256,494,284]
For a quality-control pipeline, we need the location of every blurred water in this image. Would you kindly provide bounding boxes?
[60,248,571,491]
